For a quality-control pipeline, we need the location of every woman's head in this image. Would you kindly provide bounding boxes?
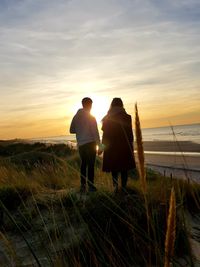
[110,98,123,108]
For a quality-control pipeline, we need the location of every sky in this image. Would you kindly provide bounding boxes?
[0,0,200,139]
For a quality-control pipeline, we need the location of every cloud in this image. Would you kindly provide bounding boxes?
[0,0,200,138]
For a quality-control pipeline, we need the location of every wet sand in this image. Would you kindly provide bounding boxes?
[139,141,200,173]
[142,141,200,153]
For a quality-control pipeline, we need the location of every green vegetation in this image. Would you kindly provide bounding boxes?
[0,142,199,266]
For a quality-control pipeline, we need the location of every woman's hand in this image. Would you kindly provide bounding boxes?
[97,143,105,155]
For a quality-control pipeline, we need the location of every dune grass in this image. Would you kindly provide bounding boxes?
[0,142,199,266]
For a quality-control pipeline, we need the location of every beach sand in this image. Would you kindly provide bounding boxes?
[143,154,200,182]
[134,141,200,183]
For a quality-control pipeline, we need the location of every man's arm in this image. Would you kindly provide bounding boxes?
[91,118,100,144]
[69,117,76,134]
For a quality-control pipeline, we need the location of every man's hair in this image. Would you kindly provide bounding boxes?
[111,98,123,108]
[82,97,93,108]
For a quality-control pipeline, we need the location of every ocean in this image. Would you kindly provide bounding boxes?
[31,123,200,144]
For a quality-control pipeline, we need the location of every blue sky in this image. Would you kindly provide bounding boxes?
[0,0,200,138]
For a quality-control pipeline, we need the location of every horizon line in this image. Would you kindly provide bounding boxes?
[0,122,199,141]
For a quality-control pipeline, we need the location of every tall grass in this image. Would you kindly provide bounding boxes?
[135,103,152,265]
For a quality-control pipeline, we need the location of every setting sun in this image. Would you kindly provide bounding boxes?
[90,96,111,123]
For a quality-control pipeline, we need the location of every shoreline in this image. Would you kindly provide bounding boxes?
[1,139,200,153]
[0,138,199,182]
[0,139,199,181]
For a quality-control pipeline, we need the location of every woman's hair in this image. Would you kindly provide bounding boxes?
[110,98,123,108]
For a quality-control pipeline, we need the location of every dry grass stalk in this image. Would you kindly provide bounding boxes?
[135,103,147,193]
[135,103,151,264]
[164,187,176,267]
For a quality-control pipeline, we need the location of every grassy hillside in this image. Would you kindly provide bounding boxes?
[0,142,199,266]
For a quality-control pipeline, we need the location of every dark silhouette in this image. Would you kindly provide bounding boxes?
[101,98,136,192]
[70,97,100,193]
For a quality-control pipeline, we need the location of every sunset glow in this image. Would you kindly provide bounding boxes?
[0,1,200,139]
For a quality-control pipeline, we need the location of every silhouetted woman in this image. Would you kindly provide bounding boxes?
[101,98,136,192]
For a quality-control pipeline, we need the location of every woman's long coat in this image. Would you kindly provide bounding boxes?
[102,110,136,172]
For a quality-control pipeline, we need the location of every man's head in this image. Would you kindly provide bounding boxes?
[82,97,93,111]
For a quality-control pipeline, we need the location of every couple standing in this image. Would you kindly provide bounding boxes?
[70,97,136,193]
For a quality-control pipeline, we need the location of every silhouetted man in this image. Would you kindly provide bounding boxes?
[70,97,100,193]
